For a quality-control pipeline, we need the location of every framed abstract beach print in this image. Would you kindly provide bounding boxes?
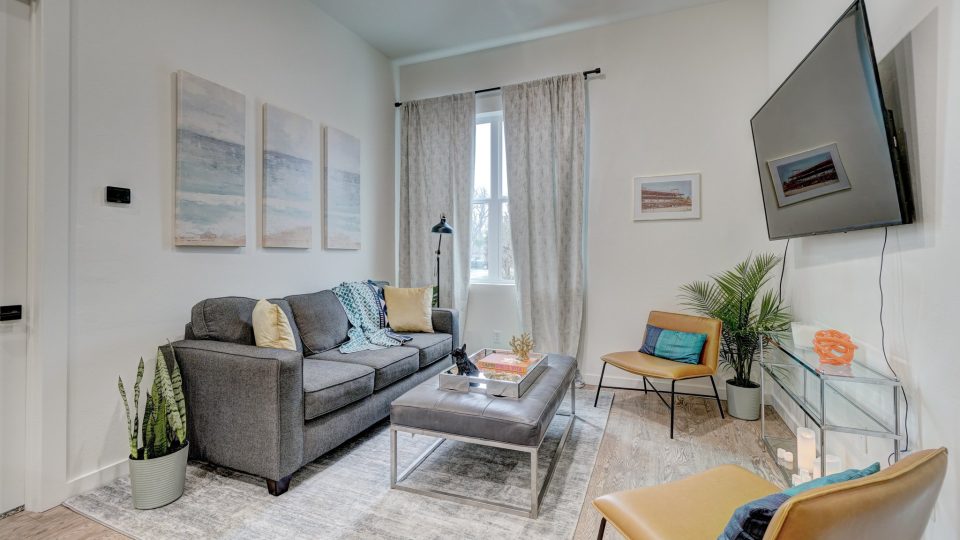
[323,127,361,250]
[175,71,246,247]
[262,104,314,248]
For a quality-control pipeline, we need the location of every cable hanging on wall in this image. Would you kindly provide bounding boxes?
[878,227,909,464]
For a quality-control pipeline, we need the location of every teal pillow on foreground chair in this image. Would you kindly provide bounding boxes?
[639,324,707,364]
[783,462,880,496]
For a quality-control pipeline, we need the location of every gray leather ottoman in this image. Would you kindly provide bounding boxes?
[389,354,577,518]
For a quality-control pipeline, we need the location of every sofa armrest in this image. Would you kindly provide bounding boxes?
[431,308,460,348]
[162,340,304,481]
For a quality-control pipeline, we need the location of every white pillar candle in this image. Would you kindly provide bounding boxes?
[791,473,802,486]
[797,427,817,474]
[777,448,786,460]
[783,451,794,464]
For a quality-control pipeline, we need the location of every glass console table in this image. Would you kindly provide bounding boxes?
[759,335,902,484]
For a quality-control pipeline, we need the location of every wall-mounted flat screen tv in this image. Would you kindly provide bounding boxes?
[751,0,913,240]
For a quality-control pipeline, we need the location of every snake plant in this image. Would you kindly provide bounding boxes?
[118,345,188,459]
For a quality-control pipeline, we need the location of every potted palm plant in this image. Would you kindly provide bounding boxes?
[117,346,189,509]
[679,253,791,420]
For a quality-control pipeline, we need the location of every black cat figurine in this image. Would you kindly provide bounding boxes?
[452,344,478,376]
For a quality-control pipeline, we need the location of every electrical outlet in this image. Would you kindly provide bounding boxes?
[493,330,502,345]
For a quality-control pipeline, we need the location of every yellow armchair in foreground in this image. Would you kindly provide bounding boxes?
[592,447,947,540]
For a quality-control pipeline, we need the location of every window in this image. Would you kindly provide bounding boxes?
[470,113,513,283]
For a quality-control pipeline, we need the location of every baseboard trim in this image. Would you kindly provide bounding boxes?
[65,460,127,500]
[0,505,25,520]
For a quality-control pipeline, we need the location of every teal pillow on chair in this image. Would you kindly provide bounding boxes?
[783,462,880,496]
[639,324,707,364]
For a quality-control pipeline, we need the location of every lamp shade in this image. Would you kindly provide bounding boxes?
[431,215,453,234]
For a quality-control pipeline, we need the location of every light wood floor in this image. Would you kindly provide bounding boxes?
[0,386,789,540]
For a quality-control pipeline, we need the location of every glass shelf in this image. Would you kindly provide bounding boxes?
[761,347,900,438]
[759,335,903,477]
[761,435,797,486]
[767,335,900,385]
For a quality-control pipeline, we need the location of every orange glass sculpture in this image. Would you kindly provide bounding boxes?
[813,329,857,365]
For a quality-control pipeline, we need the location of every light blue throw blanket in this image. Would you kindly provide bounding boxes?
[332,281,410,353]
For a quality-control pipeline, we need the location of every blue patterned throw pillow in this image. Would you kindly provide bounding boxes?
[719,492,790,540]
[639,324,707,364]
[365,280,388,328]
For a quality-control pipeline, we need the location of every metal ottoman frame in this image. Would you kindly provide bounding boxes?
[389,380,576,519]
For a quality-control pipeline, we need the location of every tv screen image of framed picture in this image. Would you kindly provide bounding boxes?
[767,143,851,207]
[633,173,701,221]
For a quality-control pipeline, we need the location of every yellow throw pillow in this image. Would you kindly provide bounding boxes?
[383,286,434,333]
[252,299,297,350]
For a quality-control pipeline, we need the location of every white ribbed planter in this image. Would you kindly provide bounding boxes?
[726,381,761,421]
[128,442,188,510]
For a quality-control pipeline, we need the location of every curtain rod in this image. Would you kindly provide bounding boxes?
[394,67,601,108]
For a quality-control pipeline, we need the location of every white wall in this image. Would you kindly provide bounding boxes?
[31,0,395,506]
[398,0,772,393]
[768,0,959,537]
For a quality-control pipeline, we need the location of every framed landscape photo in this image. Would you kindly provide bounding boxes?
[767,143,851,207]
[633,173,701,221]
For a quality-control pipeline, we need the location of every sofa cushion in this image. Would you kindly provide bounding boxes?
[402,333,453,368]
[310,346,419,391]
[190,297,258,345]
[302,359,375,420]
[286,290,349,354]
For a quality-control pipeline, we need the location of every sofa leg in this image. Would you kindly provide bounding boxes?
[266,474,292,496]
[594,362,606,407]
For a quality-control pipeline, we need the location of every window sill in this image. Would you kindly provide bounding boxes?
[469,281,515,287]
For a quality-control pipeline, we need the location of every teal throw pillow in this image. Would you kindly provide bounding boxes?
[783,462,880,496]
[639,324,707,364]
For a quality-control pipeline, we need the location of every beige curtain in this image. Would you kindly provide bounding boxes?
[503,73,586,358]
[398,93,475,320]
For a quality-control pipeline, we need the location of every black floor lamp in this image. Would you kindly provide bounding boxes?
[431,215,453,307]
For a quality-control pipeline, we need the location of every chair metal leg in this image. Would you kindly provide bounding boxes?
[642,376,649,393]
[709,376,725,419]
[594,362,607,407]
[597,517,607,540]
[670,380,676,439]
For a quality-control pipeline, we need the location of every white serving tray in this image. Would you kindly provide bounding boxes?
[439,348,548,399]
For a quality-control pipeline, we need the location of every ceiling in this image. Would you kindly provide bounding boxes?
[310,0,727,65]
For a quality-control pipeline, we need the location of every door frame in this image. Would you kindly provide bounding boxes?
[22,0,71,511]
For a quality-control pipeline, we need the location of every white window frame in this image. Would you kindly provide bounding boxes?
[471,112,512,284]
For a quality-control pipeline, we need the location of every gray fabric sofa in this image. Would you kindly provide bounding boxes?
[161,290,458,496]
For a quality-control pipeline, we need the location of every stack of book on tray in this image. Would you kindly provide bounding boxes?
[476,352,537,376]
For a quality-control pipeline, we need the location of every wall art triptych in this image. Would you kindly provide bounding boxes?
[174,70,360,250]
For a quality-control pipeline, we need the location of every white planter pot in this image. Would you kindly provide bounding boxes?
[726,381,761,421]
[128,442,188,509]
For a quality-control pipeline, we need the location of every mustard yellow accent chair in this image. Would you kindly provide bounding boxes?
[592,447,948,540]
[594,311,723,438]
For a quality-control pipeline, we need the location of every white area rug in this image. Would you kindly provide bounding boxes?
[66,389,612,539]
